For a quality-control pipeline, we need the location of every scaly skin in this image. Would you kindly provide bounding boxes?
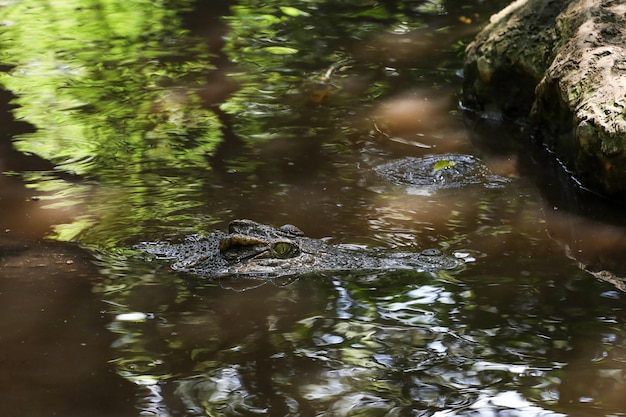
[137,219,462,279]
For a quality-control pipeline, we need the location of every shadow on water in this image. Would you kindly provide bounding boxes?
[468,115,626,286]
[0,238,137,417]
[2,0,626,416]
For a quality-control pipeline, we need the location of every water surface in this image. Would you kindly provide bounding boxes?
[2,0,626,416]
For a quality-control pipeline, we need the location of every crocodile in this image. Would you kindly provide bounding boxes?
[137,219,462,279]
[375,153,511,193]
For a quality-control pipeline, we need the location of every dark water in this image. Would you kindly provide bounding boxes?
[2,0,626,416]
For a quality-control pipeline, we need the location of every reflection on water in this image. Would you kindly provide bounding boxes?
[2,0,626,416]
[97,256,626,416]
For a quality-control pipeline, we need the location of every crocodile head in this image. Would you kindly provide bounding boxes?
[217,219,305,262]
[138,219,463,279]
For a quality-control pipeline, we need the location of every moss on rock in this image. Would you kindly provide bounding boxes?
[463,0,626,199]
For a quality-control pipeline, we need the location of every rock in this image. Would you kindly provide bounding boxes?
[462,0,626,199]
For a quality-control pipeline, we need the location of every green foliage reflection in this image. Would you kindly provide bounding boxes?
[0,0,497,244]
[0,0,230,242]
[1,0,222,175]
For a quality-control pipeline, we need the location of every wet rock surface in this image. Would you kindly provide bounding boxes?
[463,0,626,200]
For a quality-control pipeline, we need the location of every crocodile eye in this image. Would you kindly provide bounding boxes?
[271,240,299,258]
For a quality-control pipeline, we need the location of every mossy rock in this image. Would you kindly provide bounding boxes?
[463,0,626,200]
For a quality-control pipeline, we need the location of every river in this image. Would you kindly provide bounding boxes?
[1,0,626,416]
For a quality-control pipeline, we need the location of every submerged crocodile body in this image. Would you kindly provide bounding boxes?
[375,153,510,192]
[137,219,462,279]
